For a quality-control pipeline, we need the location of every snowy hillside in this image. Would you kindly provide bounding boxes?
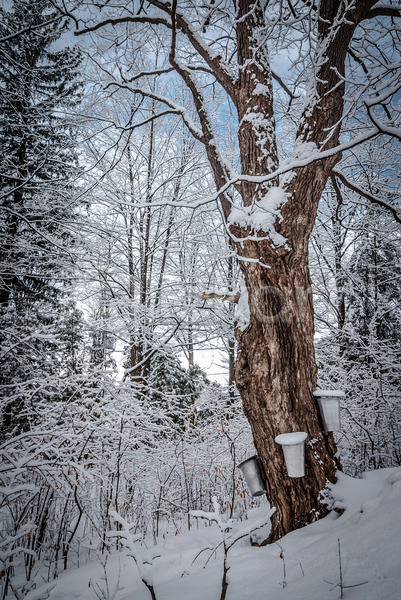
[38,467,401,600]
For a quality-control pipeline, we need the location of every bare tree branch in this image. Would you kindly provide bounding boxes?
[271,69,298,100]
[74,15,172,36]
[332,169,401,224]
[362,5,401,20]
[103,80,205,142]
[202,291,240,303]
[147,0,237,101]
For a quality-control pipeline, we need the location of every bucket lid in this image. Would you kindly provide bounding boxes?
[275,432,307,446]
[313,389,345,398]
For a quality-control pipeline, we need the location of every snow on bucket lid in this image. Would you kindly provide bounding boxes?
[313,389,345,398]
[275,432,307,446]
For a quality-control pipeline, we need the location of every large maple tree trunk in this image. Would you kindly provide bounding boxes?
[236,262,337,541]
[234,205,339,542]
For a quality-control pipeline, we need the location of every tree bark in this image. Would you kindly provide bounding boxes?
[234,200,339,541]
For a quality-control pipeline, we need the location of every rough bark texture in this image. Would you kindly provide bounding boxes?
[233,165,340,541]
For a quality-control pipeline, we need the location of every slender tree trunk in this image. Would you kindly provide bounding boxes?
[220,546,229,600]
[187,322,194,367]
[330,178,347,359]
[226,256,236,400]
[228,335,235,399]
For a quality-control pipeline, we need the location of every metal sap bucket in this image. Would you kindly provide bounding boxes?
[275,432,308,478]
[313,389,344,431]
[238,455,266,497]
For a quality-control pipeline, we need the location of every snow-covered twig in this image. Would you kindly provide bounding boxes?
[190,497,275,600]
[107,511,160,600]
[91,553,124,600]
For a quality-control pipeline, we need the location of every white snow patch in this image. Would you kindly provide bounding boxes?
[228,187,288,247]
[253,82,271,96]
[241,110,272,131]
[280,140,319,187]
[235,276,250,331]
[291,140,319,161]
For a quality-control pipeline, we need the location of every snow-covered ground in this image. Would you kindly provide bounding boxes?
[41,467,401,600]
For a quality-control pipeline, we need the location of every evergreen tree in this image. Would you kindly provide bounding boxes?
[344,232,401,364]
[144,352,209,431]
[341,226,401,470]
[0,0,82,436]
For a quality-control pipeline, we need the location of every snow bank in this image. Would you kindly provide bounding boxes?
[44,467,401,600]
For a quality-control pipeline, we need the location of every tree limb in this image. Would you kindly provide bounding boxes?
[147,0,237,101]
[362,6,401,20]
[202,291,240,303]
[74,15,172,36]
[271,70,298,100]
[332,169,401,224]
[103,81,205,142]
